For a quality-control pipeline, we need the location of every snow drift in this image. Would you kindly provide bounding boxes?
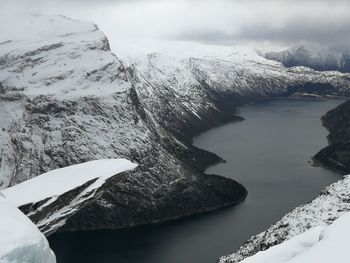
[0,193,56,263]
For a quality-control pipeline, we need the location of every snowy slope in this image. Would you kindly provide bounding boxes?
[113,38,350,99]
[220,175,350,262]
[2,159,137,234]
[0,193,55,263]
[0,13,129,98]
[110,38,276,69]
[239,212,350,263]
[112,38,350,141]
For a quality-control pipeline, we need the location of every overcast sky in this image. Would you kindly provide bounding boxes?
[2,0,350,52]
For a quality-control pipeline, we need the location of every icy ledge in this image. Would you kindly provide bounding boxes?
[2,159,138,235]
[239,211,350,263]
[2,159,138,207]
[0,193,56,263]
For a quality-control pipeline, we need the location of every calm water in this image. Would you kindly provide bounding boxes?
[49,98,344,263]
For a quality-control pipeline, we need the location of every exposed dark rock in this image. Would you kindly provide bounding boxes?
[314,99,350,173]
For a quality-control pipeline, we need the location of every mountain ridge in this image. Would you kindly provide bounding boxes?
[265,46,350,73]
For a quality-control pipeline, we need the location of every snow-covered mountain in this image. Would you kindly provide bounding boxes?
[0,13,248,234]
[265,46,350,73]
[0,193,56,263]
[1,13,350,235]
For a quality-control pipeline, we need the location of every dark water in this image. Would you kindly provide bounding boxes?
[49,98,344,263]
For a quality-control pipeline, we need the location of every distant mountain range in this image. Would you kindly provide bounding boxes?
[265,46,350,73]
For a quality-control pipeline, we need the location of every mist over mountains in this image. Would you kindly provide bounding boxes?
[1,0,349,54]
[265,46,350,73]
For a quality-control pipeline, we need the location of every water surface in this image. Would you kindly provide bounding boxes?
[49,98,344,263]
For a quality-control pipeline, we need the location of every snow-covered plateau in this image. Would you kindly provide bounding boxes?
[0,193,56,263]
[1,12,350,239]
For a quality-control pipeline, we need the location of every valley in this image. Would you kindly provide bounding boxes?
[49,98,344,263]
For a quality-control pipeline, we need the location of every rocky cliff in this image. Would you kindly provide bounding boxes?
[314,99,350,173]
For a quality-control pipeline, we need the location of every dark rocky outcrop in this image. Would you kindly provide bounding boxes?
[314,99,350,173]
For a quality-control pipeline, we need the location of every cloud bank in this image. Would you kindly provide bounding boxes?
[1,0,350,51]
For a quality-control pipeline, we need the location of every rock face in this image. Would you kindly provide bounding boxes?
[1,14,350,234]
[265,46,350,73]
[314,100,350,173]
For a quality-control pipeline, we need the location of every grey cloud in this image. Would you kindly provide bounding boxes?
[1,0,350,52]
[169,1,350,52]
[175,22,350,52]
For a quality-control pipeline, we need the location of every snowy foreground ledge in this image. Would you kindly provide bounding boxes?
[3,159,138,207]
[240,211,350,263]
[0,193,56,263]
[2,159,138,235]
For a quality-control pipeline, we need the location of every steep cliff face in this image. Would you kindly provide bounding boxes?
[1,14,350,234]
[314,100,350,173]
